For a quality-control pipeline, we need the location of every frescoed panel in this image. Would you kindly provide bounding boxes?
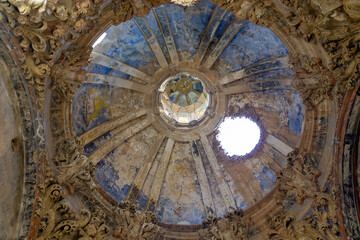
[227,90,304,147]
[72,83,111,136]
[87,62,131,80]
[221,168,247,209]
[93,20,158,75]
[94,126,159,202]
[156,143,205,224]
[210,11,235,46]
[197,140,227,217]
[165,0,215,61]
[137,140,168,210]
[108,88,145,118]
[245,68,293,85]
[244,159,276,194]
[213,21,289,77]
[145,9,170,63]
[71,84,145,137]
[266,144,288,168]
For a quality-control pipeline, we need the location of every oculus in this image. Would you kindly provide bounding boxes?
[217,117,261,156]
[158,73,210,124]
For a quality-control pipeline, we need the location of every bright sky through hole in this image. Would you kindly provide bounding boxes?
[92,32,107,48]
[217,117,261,156]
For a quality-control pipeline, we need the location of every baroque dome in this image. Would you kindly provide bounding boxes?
[1,0,359,238]
[71,0,304,225]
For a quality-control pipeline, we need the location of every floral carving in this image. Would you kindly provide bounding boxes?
[8,0,47,16]
[35,170,110,240]
[2,0,357,238]
[266,187,341,240]
[284,0,360,92]
[198,210,252,240]
[113,201,166,239]
[291,55,336,108]
[266,213,324,240]
[276,148,321,205]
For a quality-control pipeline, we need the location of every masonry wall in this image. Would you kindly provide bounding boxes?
[0,60,24,239]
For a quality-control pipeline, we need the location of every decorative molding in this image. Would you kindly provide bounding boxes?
[0,0,358,238]
[0,31,40,239]
[290,55,336,108]
[266,187,341,240]
[35,170,110,240]
[198,210,252,240]
[276,148,321,206]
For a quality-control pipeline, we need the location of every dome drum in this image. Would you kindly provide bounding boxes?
[150,62,226,141]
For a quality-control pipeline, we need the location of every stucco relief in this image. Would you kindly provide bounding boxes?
[0,0,358,238]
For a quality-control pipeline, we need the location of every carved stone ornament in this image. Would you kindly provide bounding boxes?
[0,0,358,111]
[282,0,360,93]
[33,165,167,240]
[0,0,166,109]
[0,0,358,238]
[53,137,96,193]
[113,201,166,239]
[35,169,110,240]
[198,209,252,240]
[266,186,341,240]
[290,55,336,108]
[276,148,322,205]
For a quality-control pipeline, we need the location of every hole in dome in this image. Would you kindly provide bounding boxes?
[217,117,261,157]
[92,32,107,48]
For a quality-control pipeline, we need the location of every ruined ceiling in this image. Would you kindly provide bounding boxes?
[70,0,304,225]
[0,0,359,239]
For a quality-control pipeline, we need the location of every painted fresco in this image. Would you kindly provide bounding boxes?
[94,126,159,202]
[84,132,112,157]
[72,83,110,136]
[87,62,130,80]
[93,20,158,76]
[210,11,235,49]
[109,88,145,118]
[224,67,293,89]
[222,169,247,209]
[144,10,170,63]
[227,89,305,147]
[197,140,227,217]
[266,144,288,168]
[212,21,289,77]
[70,0,302,225]
[156,143,205,224]
[137,140,167,210]
[71,84,145,136]
[244,159,276,194]
[165,0,215,61]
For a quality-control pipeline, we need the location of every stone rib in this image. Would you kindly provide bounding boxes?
[91,52,152,82]
[86,72,149,93]
[133,17,168,68]
[190,141,216,216]
[200,135,237,211]
[203,21,244,69]
[153,6,179,64]
[146,138,175,211]
[88,117,152,165]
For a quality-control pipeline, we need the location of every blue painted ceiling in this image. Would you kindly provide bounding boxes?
[71,0,304,225]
